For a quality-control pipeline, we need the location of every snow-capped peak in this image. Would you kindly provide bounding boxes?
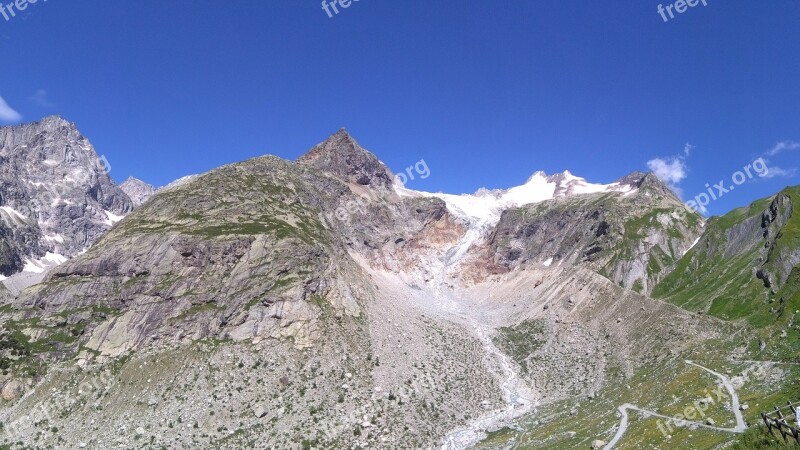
[397,170,637,226]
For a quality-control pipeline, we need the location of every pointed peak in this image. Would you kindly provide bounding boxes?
[121,176,154,187]
[640,171,671,188]
[625,171,684,201]
[615,171,649,188]
[333,127,352,137]
[297,129,394,189]
[40,114,67,123]
[37,115,75,129]
[549,170,584,183]
[524,171,549,183]
[119,176,158,207]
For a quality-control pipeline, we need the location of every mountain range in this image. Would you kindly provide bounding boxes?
[0,118,798,450]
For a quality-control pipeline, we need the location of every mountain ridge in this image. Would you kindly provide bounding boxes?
[0,121,797,450]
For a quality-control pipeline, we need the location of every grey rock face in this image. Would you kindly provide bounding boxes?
[119,177,157,207]
[761,193,798,287]
[297,129,395,189]
[725,191,798,288]
[0,116,133,275]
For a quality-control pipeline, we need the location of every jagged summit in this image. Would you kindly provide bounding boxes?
[614,171,648,187]
[297,129,395,189]
[119,176,157,207]
[0,116,133,279]
[0,115,78,150]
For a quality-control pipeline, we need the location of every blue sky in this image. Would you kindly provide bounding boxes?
[0,1,798,216]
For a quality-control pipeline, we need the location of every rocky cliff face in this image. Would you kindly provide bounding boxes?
[0,116,133,276]
[16,155,357,357]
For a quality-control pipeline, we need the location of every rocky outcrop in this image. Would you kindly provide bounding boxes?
[0,116,133,275]
[762,192,799,288]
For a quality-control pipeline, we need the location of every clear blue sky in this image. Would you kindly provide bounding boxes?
[1,1,798,216]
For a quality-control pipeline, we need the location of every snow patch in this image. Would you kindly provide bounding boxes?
[43,252,68,265]
[23,259,45,274]
[44,234,65,244]
[23,252,68,274]
[103,210,125,226]
[404,170,635,227]
[0,206,27,220]
[543,257,554,267]
[685,236,702,256]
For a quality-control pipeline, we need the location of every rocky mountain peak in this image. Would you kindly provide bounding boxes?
[613,171,648,188]
[638,171,683,199]
[0,117,133,279]
[39,114,73,128]
[297,129,395,189]
[120,176,157,207]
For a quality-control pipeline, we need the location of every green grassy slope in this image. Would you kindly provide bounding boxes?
[653,187,800,327]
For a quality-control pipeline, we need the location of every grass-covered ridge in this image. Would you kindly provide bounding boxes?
[653,186,800,327]
[103,156,333,248]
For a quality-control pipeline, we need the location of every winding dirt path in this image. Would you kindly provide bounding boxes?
[603,360,747,450]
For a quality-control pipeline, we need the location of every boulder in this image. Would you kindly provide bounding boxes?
[1,379,23,401]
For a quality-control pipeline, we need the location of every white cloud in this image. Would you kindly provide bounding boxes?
[766,140,800,156]
[757,141,798,180]
[0,96,22,123]
[647,145,691,196]
[760,164,797,179]
[647,157,687,185]
[29,89,55,109]
[683,143,694,157]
